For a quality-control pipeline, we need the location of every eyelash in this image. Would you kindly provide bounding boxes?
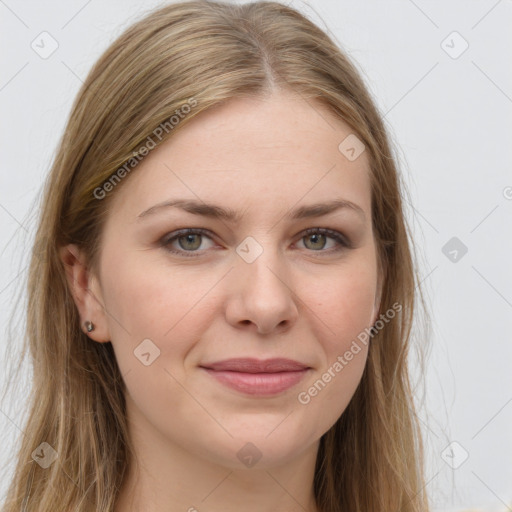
[160,227,351,258]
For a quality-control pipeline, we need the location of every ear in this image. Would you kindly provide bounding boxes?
[371,257,384,326]
[371,291,381,326]
[59,243,110,343]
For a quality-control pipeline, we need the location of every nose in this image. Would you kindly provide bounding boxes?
[225,246,299,335]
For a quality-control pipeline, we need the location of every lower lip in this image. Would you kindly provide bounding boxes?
[202,368,309,396]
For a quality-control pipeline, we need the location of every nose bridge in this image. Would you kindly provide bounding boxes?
[227,233,298,333]
[236,233,287,290]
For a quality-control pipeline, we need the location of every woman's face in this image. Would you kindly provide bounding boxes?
[84,90,381,469]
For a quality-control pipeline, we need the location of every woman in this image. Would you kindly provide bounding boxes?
[0,1,430,510]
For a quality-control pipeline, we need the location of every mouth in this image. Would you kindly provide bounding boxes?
[199,358,311,396]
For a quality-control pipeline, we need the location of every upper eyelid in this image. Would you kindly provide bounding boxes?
[161,227,350,249]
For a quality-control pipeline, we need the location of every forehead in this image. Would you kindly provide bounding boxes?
[106,91,372,222]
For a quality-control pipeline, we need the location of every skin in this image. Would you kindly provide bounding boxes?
[60,89,382,512]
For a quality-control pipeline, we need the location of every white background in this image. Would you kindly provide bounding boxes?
[1,1,511,510]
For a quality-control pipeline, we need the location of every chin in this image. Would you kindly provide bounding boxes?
[199,427,317,471]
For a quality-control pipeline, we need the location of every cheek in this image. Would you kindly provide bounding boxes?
[100,253,217,366]
[302,257,378,350]
[294,267,374,431]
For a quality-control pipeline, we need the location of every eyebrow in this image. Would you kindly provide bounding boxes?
[136,198,366,223]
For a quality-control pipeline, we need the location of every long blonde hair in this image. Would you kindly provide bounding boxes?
[1,1,431,510]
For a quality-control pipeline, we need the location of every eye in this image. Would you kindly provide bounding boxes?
[160,228,216,256]
[296,228,351,254]
[160,227,351,257]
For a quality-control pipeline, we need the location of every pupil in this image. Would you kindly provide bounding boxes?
[308,233,324,249]
[181,234,200,250]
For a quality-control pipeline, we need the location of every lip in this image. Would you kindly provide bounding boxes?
[200,358,311,396]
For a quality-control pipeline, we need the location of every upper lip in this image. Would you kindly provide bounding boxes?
[200,358,310,373]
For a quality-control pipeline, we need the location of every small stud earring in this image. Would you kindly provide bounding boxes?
[84,320,95,333]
